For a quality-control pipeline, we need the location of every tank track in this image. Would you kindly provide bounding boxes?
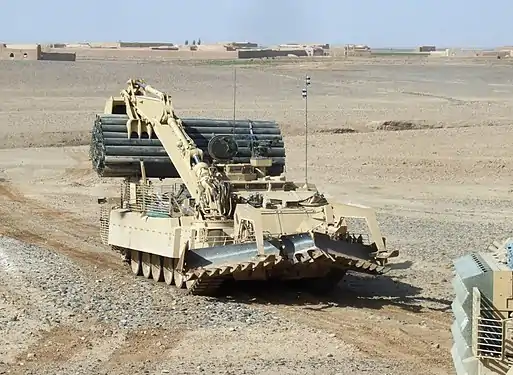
[186,276,227,296]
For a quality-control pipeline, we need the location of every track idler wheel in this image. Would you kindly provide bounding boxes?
[162,258,174,285]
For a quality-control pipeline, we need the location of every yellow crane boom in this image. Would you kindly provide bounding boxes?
[120,79,233,218]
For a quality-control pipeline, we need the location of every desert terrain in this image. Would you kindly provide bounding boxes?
[1,55,513,375]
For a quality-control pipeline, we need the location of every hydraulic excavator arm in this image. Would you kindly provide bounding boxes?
[120,79,233,219]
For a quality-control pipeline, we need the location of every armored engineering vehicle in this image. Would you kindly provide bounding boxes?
[451,238,513,375]
[90,79,399,295]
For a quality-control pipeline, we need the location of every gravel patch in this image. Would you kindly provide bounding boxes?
[0,235,277,330]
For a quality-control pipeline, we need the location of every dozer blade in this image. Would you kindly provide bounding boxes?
[186,241,281,269]
[182,232,388,296]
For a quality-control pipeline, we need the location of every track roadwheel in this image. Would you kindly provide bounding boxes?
[151,255,164,282]
[141,252,152,279]
[174,269,185,289]
[130,250,142,276]
[162,257,174,285]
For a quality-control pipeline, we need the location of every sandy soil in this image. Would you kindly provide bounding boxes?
[1,55,513,374]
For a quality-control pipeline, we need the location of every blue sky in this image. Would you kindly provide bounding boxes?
[1,0,511,48]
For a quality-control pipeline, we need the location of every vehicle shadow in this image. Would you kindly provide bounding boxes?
[216,270,452,314]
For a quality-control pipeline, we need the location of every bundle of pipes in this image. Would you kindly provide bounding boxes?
[90,114,287,178]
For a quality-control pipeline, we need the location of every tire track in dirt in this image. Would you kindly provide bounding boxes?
[11,325,187,375]
[10,324,124,375]
[101,327,186,373]
[0,182,119,269]
[241,287,453,375]
[280,305,451,373]
[12,326,95,371]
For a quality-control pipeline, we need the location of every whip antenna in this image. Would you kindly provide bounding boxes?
[302,74,311,186]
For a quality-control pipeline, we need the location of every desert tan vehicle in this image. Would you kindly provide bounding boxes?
[90,79,399,295]
[451,239,513,375]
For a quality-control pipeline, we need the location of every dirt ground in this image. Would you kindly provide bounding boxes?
[1,55,513,375]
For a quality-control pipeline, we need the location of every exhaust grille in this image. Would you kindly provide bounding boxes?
[476,294,504,359]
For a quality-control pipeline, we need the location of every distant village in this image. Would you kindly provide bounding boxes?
[1,40,512,61]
